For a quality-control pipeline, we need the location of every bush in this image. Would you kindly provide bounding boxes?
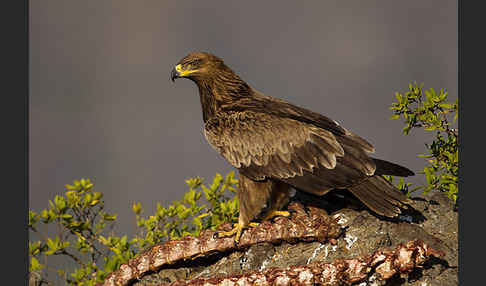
[388,82,458,205]
[29,173,239,285]
[132,172,239,249]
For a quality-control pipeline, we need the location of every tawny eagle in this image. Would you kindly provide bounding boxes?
[171,52,414,242]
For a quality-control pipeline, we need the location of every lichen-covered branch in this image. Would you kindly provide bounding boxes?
[100,203,342,286]
[162,240,444,286]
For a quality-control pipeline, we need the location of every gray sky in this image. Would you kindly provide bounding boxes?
[30,1,457,237]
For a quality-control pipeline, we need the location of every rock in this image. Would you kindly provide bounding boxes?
[126,190,457,286]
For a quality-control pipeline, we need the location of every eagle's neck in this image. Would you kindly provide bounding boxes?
[195,69,253,123]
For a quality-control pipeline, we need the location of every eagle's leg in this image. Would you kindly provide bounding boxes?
[216,173,274,243]
[261,182,292,221]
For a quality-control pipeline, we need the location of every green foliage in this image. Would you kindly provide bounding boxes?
[29,179,122,285]
[389,82,458,205]
[29,173,239,285]
[29,82,459,284]
[132,172,239,249]
[383,175,422,199]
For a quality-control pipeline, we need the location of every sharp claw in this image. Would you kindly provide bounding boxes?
[280,210,292,217]
[262,210,292,221]
[212,220,261,243]
[215,225,237,239]
[214,222,243,243]
[248,222,260,228]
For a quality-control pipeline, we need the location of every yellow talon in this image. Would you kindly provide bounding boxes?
[217,224,239,238]
[262,210,291,221]
[216,220,261,243]
[217,222,244,243]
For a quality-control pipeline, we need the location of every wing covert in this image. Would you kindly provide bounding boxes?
[204,111,347,180]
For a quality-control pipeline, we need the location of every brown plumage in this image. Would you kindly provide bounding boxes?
[171,52,414,242]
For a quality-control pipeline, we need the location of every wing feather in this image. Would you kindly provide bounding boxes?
[204,110,375,190]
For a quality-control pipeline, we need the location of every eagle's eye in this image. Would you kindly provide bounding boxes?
[190,59,203,68]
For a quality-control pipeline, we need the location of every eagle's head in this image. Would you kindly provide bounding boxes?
[171,52,252,122]
[170,52,226,83]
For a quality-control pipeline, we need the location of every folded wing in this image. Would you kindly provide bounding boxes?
[204,111,377,194]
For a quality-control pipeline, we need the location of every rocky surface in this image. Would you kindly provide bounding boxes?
[155,240,444,286]
[102,202,342,286]
[104,190,457,286]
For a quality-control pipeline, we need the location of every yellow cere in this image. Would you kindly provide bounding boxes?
[175,64,198,77]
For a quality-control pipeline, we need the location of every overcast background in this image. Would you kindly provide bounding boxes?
[30,1,457,238]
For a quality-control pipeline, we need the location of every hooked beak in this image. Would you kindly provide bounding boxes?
[170,64,199,82]
[170,67,179,82]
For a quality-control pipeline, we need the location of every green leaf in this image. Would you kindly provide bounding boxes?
[54,195,67,212]
[439,103,454,109]
[29,241,43,255]
[132,202,142,215]
[65,184,77,190]
[402,125,411,135]
[45,238,58,255]
[60,213,73,220]
[395,92,402,102]
[29,210,39,226]
[30,257,44,271]
[103,214,117,221]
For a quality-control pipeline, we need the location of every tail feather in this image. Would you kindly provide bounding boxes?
[348,175,412,217]
[372,158,415,177]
